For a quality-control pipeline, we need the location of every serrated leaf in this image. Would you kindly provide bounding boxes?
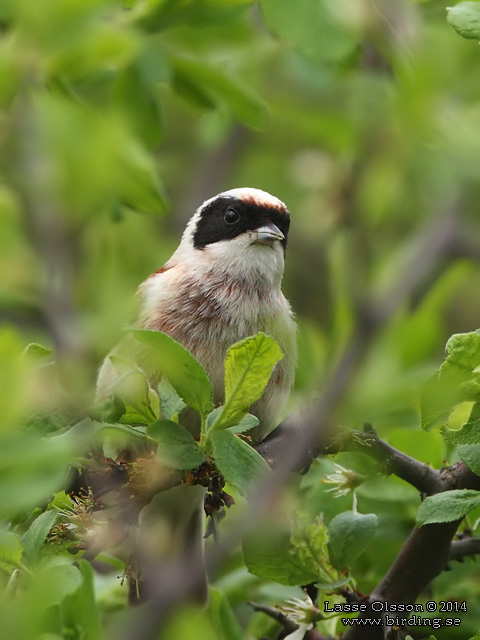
[132,329,213,416]
[447,2,480,40]
[22,510,58,563]
[243,528,319,586]
[446,330,480,370]
[148,420,206,470]
[416,489,480,525]
[458,444,480,476]
[327,511,378,571]
[209,429,270,494]
[211,333,282,430]
[0,530,23,570]
[207,408,259,434]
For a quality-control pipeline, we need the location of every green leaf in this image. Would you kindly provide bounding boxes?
[447,2,480,40]
[442,402,480,445]
[132,329,214,416]
[170,57,268,129]
[291,515,347,587]
[327,511,378,571]
[61,561,102,640]
[211,333,282,430]
[22,510,58,563]
[458,444,480,476]
[243,527,319,586]
[206,408,259,434]
[260,0,357,65]
[421,330,480,430]
[416,490,480,525]
[0,530,23,570]
[148,420,206,470]
[31,561,83,608]
[109,365,158,425]
[94,421,148,442]
[209,589,244,640]
[209,429,270,494]
[23,342,53,360]
[158,379,187,421]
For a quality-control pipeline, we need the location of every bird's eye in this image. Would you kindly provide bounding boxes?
[224,208,240,225]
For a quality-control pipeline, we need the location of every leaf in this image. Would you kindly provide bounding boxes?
[148,420,206,470]
[22,510,58,563]
[132,329,213,416]
[23,342,53,360]
[260,0,357,65]
[447,2,480,40]
[458,444,480,476]
[61,561,103,640]
[442,402,480,445]
[243,528,319,586]
[209,429,270,494]
[206,408,259,434]
[31,561,83,608]
[421,330,480,430]
[158,378,187,421]
[291,515,347,588]
[170,57,268,129]
[416,490,480,525]
[327,511,378,571]
[0,530,23,570]
[211,333,282,430]
[209,589,244,640]
[94,421,148,442]
[109,360,159,424]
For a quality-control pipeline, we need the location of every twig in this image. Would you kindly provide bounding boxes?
[248,601,299,635]
[449,535,480,563]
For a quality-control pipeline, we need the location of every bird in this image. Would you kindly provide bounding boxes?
[95,187,297,603]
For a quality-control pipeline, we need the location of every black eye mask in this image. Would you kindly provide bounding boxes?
[192,196,290,251]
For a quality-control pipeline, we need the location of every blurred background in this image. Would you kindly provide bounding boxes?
[1,0,480,638]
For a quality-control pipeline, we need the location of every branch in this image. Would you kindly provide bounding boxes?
[248,602,299,636]
[341,424,446,495]
[449,534,480,563]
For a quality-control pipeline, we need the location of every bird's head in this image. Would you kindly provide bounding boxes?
[177,187,290,286]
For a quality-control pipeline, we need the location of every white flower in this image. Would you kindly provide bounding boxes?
[322,463,365,498]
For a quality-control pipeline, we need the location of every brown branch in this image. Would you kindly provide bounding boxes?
[341,424,446,495]
[248,602,299,636]
[449,535,480,563]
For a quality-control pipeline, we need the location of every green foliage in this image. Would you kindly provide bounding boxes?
[149,419,207,469]
[416,490,480,525]
[327,511,378,572]
[132,329,214,416]
[447,2,480,40]
[209,428,271,494]
[210,332,283,430]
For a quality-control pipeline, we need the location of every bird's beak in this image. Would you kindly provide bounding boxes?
[252,223,284,246]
